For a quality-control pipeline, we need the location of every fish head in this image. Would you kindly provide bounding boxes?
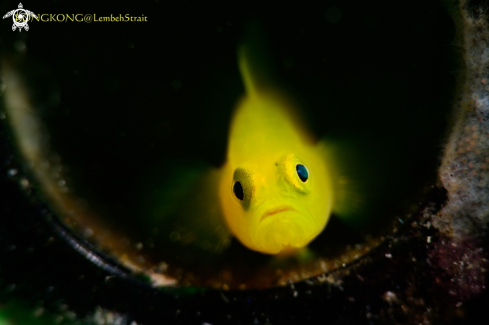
[220,152,333,254]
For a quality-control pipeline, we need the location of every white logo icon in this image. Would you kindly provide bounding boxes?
[3,3,38,32]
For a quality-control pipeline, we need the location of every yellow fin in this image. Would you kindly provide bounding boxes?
[237,21,276,97]
[175,168,231,254]
[317,139,370,224]
[145,161,231,254]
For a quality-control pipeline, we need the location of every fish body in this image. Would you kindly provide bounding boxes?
[153,31,357,255]
[219,89,334,254]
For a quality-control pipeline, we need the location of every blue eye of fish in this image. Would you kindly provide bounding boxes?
[233,181,244,200]
[296,164,309,182]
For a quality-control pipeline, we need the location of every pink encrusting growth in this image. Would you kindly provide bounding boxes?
[437,1,489,238]
[432,0,489,302]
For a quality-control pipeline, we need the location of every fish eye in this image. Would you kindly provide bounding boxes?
[296,164,309,182]
[233,180,244,200]
[232,168,254,209]
[279,154,311,194]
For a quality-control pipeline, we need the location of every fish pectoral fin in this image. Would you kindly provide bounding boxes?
[174,168,231,254]
[317,138,370,224]
[144,161,231,254]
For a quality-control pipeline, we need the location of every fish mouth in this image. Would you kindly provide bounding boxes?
[260,206,296,222]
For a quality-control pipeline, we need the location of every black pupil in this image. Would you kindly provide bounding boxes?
[233,181,244,200]
[296,164,309,182]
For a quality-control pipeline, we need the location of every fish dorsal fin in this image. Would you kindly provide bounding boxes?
[238,21,276,97]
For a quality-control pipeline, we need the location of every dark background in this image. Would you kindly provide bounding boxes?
[0,0,466,323]
[3,0,456,236]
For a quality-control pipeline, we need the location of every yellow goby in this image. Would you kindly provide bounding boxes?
[155,38,358,256]
[217,47,334,255]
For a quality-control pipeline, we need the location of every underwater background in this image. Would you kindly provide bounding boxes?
[2,0,487,324]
